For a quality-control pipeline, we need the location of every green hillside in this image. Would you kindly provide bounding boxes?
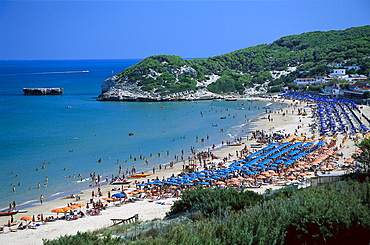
[114,26,370,95]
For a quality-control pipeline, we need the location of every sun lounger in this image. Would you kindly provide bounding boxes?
[17,224,28,230]
[9,227,18,232]
[247,183,262,188]
[90,211,101,216]
[66,216,78,221]
[27,223,40,229]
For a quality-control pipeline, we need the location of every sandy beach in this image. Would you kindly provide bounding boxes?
[1,96,368,245]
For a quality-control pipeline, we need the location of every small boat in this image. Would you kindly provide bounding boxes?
[228,143,242,146]
[128,132,134,136]
[0,210,18,216]
[250,144,263,148]
[111,179,131,185]
[128,174,151,179]
[225,98,237,101]
[236,107,244,110]
[220,116,226,119]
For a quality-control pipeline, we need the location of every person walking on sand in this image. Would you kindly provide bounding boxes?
[40,195,44,204]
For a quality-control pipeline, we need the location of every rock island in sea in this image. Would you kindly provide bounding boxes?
[23,87,64,95]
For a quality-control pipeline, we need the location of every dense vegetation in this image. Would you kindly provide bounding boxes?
[353,138,370,171]
[166,187,263,218]
[114,26,370,95]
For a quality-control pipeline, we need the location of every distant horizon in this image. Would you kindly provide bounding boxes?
[1,0,369,60]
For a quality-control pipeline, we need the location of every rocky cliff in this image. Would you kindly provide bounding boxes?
[97,75,224,101]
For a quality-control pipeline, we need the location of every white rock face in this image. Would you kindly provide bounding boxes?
[98,74,223,101]
[98,70,265,101]
[168,65,197,78]
[101,75,119,93]
[197,75,220,87]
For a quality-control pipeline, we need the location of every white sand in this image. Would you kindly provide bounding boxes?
[1,97,367,245]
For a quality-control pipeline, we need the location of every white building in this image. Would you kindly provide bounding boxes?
[294,76,329,86]
[294,78,316,85]
[330,69,346,75]
[323,84,342,95]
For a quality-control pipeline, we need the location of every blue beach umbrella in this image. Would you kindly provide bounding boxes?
[199,182,210,185]
[112,193,126,198]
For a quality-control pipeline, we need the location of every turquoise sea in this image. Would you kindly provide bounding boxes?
[0,59,280,210]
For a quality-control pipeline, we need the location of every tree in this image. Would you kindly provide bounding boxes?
[353,138,370,172]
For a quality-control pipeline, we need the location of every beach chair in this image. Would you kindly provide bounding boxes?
[17,223,28,230]
[9,227,18,232]
[66,216,78,221]
[28,223,38,229]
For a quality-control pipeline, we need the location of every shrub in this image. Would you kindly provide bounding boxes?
[166,187,263,218]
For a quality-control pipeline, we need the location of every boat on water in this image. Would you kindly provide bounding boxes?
[23,87,63,95]
[0,210,18,216]
[225,98,237,101]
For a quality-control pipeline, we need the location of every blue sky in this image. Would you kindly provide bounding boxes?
[0,0,369,60]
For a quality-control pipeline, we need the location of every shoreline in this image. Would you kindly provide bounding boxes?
[1,96,367,244]
[2,99,273,212]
